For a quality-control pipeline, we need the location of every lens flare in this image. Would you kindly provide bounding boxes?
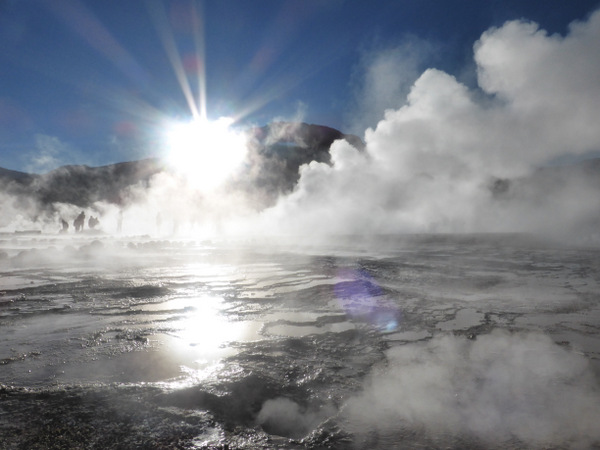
[164,117,247,191]
[334,269,402,332]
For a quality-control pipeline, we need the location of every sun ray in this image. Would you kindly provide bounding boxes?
[147,0,200,120]
[191,1,208,122]
[43,0,150,87]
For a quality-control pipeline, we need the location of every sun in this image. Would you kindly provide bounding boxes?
[164,116,247,191]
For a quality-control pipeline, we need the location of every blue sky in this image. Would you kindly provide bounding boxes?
[1,0,599,173]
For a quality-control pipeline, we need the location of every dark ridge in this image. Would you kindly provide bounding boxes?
[0,158,165,216]
[0,123,364,213]
[239,122,365,206]
[32,158,165,207]
[0,167,35,185]
[249,122,364,154]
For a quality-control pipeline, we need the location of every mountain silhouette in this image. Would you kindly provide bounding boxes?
[0,122,365,217]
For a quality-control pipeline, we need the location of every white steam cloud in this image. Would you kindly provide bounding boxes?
[257,11,600,237]
[257,397,335,439]
[342,331,600,448]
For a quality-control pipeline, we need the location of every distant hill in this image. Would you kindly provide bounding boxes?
[239,122,365,205]
[33,159,165,206]
[0,158,164,208]
[0,167,35,184]
[0,122,365,213]
[249,122,365,155]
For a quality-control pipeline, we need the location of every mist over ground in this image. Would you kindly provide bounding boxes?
[2,232,600,448]
[342,331,600,448]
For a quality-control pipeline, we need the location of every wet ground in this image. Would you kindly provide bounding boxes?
[1,233,600,449]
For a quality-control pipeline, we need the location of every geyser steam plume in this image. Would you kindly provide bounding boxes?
[342,331,600,448]
[257,10,600,238]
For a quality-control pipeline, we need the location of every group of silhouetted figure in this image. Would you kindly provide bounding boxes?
[57,210,176,235]
[60,211,100,234]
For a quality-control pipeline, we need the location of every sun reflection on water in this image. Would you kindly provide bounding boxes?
[161,294,261,384]
[174,296,233,351]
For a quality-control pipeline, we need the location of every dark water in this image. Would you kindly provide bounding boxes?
[1,233,600,449]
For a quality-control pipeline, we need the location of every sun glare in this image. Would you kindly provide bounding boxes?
[164,117,247,191]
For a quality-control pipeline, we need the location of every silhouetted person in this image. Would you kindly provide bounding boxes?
[88,216,99,229]
[74,211,85,232]
[60,218,69,234]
